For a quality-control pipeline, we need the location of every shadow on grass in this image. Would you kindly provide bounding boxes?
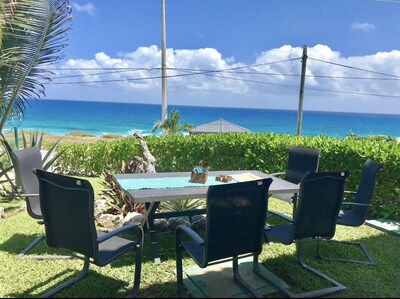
[6,268,131,298]
[261,231,400,298]
[0,233,64,256]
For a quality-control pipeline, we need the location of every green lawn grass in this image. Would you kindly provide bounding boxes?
[1,179,400,298]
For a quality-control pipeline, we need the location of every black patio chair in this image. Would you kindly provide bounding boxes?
[11,147,72,259]
[271,146,321,204]
[317,159,382,265]
[175,178,274,298]
[264,171,350,298]
[34,169,144,298]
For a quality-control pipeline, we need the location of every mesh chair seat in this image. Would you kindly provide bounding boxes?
[336,212,364,227]
[266,225,293,245]
[95,231,137,267]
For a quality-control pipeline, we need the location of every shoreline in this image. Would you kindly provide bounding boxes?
[2,131,125,147]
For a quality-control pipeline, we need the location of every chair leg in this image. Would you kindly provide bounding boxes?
[316,239,376,265]
[254,243,346,298]
[294,242,346,298]
[252,255,293,298]
[232,256,263,298]
[17,234,74,260]
[39,256,90,298]
[126,243,144,298]
[176,244,186,298]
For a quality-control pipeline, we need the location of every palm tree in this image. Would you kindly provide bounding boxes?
[151,109,195,135]
[0,0,73,132]
[0,0,72,190]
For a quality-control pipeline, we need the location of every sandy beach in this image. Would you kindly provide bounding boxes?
[2,131,124,148]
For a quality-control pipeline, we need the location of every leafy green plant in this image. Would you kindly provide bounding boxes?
[54,133,400,220]
[159,198,205,212]
[0,0,72,132]
[0,130,64,201]
[99,159,145,216]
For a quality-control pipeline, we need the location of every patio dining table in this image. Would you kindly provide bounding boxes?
[113,170,299,264]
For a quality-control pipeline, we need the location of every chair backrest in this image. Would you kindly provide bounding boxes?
[284,146,321,184]
[12,147,43,219]
[204,178,272,263]
[293,171,350,241]
[350,159,382,223]
[34,169,99,258]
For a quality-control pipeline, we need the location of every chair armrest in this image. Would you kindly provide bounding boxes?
[270,172,285,177]
[267,210,294,223]
[97,223,143,244]
[341,201,371,208]
[175,224,204,246]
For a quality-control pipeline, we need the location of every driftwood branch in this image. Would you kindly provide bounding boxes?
[132,132,156,173]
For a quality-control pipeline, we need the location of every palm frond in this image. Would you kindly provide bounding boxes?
[0,0,73,130]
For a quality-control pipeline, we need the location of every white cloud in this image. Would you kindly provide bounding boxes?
[47,45,400,114]
[72,2,96,16]
[351,22,375,32]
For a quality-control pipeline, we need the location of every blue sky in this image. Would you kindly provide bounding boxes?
[44,0,400,114]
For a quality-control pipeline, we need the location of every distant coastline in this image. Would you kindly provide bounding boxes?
[7,99,400,139]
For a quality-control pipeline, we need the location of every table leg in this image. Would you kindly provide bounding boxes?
[143,202,161,265]
[292,192,298,215]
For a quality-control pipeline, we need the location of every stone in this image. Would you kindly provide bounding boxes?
[154,218,169,232]
[168,216,191,232]
[96,213,123,231]
[191,214,206,232]
[123,212,144,226]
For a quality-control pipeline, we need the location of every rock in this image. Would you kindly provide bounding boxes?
[191,214,206,232]
[96,213,124,231]
[94,198,109,218]
[154,218,169,232]
[123,212,144,226]
[168,217,191,232]
[0,207,5,219]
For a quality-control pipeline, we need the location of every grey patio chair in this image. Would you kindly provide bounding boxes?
[264,171,350,298]
[34,169,144,298]
[271,146,321,204]
[11,146,72,259]
[175,178,275,298]
[317,159,382,265]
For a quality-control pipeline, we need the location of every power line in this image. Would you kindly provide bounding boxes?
[308,57,400,79]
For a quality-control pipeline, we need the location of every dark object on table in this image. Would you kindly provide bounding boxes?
[34,169,144,298]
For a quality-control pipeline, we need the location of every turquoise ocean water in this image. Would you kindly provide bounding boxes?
[6,99,400,138]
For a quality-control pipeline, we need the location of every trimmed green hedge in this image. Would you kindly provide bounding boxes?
[54,133,400,220]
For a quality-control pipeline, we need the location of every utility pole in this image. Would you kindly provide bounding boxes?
[161,0,168,136]
[297,44,308,136]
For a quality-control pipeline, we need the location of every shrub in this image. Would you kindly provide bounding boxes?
[54,133,400,220]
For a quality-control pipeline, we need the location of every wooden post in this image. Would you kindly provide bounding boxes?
[297,45,308,136]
